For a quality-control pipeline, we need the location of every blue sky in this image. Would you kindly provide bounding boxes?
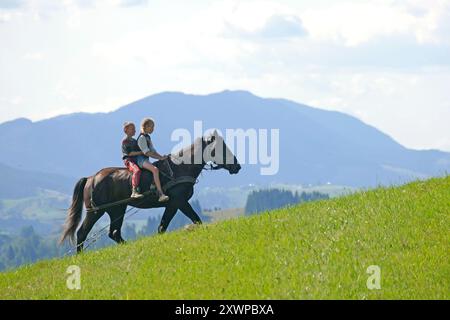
[1,0,449,151]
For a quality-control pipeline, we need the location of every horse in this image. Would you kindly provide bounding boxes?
[60,131,241,253]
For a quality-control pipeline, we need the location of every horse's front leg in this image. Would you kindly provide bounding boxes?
[179,201,202,225]
[158,201,179,234]
[158,184,197,233]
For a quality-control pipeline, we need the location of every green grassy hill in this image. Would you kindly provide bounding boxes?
[1,176,449,299]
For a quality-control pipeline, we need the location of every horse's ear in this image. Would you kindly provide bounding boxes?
[204,132,215,144]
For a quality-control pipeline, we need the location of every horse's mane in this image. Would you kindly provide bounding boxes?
[168,136,204,165]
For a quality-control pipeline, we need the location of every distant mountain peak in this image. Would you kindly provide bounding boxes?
[116,89,259,113]
[0,117,32,127]
[212,89,256,96]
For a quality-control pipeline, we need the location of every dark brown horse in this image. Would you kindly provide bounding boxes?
[60,131,241,252]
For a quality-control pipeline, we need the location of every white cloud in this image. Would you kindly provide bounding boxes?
[224,13,307,40]
[214,1,290,32]
[22,51,44,60]
[54,84,78,102]
[11,96,23,104]
[0,12,12,23]
[301,0,450,46]
[298,67,450,151]
[1,96,24,105]
[119,0,148,7]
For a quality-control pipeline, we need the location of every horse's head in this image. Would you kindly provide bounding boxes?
[203,130,241,175]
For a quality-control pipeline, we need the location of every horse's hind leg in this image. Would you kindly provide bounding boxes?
[179,201,202,225]
[76,210,104,253]
[107,205,127,244]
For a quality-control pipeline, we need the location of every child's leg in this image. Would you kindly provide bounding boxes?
[142,161,165,195]
[124,160,142,189]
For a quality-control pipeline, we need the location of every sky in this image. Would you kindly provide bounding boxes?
[1,0,449,151]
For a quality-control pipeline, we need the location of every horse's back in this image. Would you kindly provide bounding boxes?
[94,166,155,192]
[95,167,128,179]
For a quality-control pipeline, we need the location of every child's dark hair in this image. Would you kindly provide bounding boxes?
[123,121,135,132]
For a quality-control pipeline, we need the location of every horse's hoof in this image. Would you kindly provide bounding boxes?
[158,225,166,234]
[184,224,199,232]
[109,230,126,244]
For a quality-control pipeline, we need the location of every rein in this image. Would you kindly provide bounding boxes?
[203,162,223,171]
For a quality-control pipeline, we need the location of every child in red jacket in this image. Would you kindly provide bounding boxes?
[122,122,144,198]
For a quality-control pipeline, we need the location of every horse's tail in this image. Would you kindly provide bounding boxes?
[60,177,88,245]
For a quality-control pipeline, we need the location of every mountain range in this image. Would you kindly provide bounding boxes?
[0,90,449,191]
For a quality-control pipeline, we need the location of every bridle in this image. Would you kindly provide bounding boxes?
[203,161,224,171]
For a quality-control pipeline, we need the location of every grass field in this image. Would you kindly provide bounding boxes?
[0,176,448,299]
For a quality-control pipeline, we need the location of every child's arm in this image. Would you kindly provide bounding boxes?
[146,151,167,160]
[138,135,166,160]
[122,140,143,158]
[128,151,144,157]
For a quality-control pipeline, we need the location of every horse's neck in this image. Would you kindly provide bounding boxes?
[172,161,204,180]
[170,138,206,179]
[191,163,205,179]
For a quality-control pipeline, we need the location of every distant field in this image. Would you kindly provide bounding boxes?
[0,176,448,299]
[203,207,245,222]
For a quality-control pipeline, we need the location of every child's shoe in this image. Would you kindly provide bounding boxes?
[158,194,169,202]
[131,187,144,198]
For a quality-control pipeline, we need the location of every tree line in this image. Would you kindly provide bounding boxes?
[245,189,329,215]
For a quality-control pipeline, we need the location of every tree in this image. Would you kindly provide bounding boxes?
[7,245,15,260]
[123,223,137,240]
[140,215,160,236]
